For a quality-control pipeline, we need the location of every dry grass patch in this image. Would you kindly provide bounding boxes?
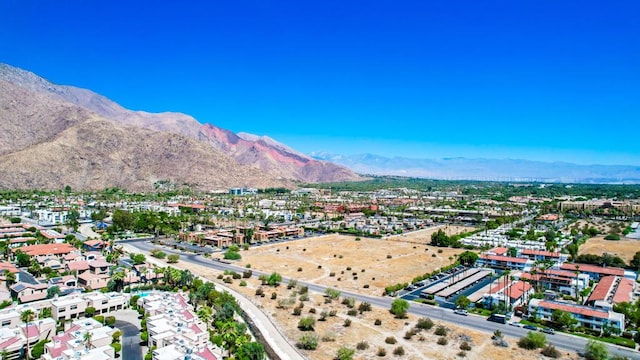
[579,236,639,264]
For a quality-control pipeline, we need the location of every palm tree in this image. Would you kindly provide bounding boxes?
[83,331,93,350]
[112,271,125,292]
[21,309,36,360]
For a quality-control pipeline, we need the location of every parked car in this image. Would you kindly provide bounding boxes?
[453,309,468,316]
[523,324,538,331]
[541,328,555,334]
[509,321,522,327]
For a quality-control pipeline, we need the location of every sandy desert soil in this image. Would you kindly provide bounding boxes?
[579,236,640,265]
[213,227,474,296]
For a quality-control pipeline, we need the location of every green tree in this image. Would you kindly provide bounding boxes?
[167,254,180,263]
[130,253,146,265]
[267,272,282,286]
[455,295,471,309]
[16,251,31,267]
[65,209,81,232]
[458,251,479,266]
[551,309,577,329]
[47,286,61,299]
[584,340,608,360]
[430,229,450,247]
[390,299,410,319]
[236,342,266,360]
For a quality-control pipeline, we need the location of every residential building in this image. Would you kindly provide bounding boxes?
[9,282,48,303]
[586,276,635,310]
[42,317,116,360]
[77,272,110,291]
[12,243,77,258]
[0,317,56,360]
[477,254,531,271]
[529,299,625,333]
[520,269,589,297]
[482,280,533,308]
[560,263,625,281]
[520,249,567,263]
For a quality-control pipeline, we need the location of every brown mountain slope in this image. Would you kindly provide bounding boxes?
[0,117,287,191]
[0,63,359,183]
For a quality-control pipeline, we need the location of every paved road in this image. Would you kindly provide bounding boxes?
[125,240,640,359]
[114,310,143,360]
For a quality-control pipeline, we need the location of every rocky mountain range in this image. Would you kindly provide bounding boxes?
[311,152,640,184]
[0,63,359,191]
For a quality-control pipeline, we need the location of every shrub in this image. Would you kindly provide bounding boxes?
[297,267,303,272]
[296,334,318,350]
[347,309,358,316]
[105,316,115,326]
[335,346,355,360]
[393,346,405,356]
[460,341,472,351]
[437,337,448,345]
[223,277,232,283]
[242,270,253,278]
[457,351,467,357]
[517,331,546,350]
[298,316,316,331]
[584,340,608,360]
[432,253,437,257]
[292,307,302,316]
[416,317,434,330]
[541,344,561,358]
[110,343,122,353]
[385,336,397,344]
[377,348,387,357]
[329,309,337,317]
[604,234,620,240]
[271,292,277,300]
[363,284,370,288]
[319,311,329,321]
[255,287,264,296]
[358,302,372,313]
[434,325,448,336]
[387,254,392,259]
[343,318,352,327]
[356,341,369,350]
[404,330,415,340]
[85,306,96,317]
[390,299,410,319]
[374,319,382,326]
[346,267,352,271]
[224,251,241,260]
[342,297,355,308]
[239,280,247,287]
[288,279,298,289]
[321,332,336,342]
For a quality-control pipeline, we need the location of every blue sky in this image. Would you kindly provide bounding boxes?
[1,1,639,165]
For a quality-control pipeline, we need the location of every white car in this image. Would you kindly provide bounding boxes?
[509,321,522,327]
[453,309,468,316]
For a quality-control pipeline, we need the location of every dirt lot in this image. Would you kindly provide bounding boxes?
[186,260,578,360]
[579,236,640,265]
[213,227,473,296]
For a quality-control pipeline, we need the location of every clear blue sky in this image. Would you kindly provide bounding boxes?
[1,1,639,165]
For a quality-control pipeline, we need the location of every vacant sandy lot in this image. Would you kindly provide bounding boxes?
[579,236,640,265]
[186,260,578,360]
[216,229,472,296]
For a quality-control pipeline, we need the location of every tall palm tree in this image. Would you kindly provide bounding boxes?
[83,331,93,350]
[21,309,36,360]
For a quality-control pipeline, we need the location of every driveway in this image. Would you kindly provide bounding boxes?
[113,309,142,360]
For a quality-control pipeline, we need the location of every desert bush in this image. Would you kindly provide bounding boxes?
[335,346,355,360]
[319,311,329,321]
[321,332,336,342]
[374,319,382,326]
[296,334,318,350]
[298,316,316,331]
[541,345,561,358]
[385,336,397,344]
[437,337,448,345]
[404,330,415,340]
[329,309,337,317]
[292,307,302,316]
[271,292,277,300]
[239,280,247,287]
[255,287,264,296]
[517,331,546,350]
[416,317,434,330]
[309,307,316,314]
[434,325,448,336]
[347,309,358,316]
[393,346,405,356]
[356,341,369,350]
[457,351,467,357]
[460,341,472,351]
[377,348,386,357]
[343,318,352,327]
[358,302,372,313]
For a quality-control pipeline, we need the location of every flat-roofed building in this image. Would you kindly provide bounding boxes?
[42,317,116,360]
[477,254,531,271]
[560,263,625,281]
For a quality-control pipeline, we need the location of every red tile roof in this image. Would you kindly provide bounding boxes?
[0,261,19,273]
[198,347,218,360]
[537,301,609,319]
[561,263,625,277]
[508,281,532,300]
[614,278,635,304]
[67,261,89,271]
[481,254,528,264]
[587,276,616,303]
[14,243,76,256]
[490,247,509,255]
[522,249,561,258]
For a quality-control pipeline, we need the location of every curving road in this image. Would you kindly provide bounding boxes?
[123,239,640,359]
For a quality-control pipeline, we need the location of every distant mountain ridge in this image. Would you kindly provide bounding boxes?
[0,63,359,190]
[311,152,640,184]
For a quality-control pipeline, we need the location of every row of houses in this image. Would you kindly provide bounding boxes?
[0,292,128,360]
